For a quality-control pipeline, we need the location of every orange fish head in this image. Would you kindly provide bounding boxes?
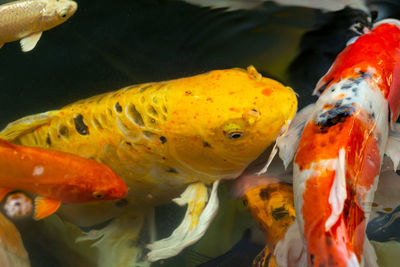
[87,168,128,201]
[57,164,128,203]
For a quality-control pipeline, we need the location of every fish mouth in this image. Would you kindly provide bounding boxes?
[373,18,400,30]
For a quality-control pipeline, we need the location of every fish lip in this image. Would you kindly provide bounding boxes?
[373,18,400,30]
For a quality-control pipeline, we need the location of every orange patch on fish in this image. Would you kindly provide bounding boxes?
[262,88,273,96]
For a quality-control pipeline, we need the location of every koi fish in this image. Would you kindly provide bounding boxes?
[278,19,400,266]
[0,66,297,265]
[0,0,77,52]
[230,147,298,267]
[0,139,127,220]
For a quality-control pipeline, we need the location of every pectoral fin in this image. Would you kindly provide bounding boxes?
[0,187,13,201]
[147,180,220,262]
[385,123,400,171]
[20,32,42,52]
[257,104,315,174]
[34,196,61,220]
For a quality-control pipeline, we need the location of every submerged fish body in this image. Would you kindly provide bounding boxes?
[0,0,77,52]
[0,66,297,263]
[0,139,127,220]
[292,20,400,266]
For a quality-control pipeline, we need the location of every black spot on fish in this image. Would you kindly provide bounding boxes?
[359,70,372,78]
[341,83,352,90]
[128,104,144,126]
[160,136,167,144]
[166,168,178,173]
[369,112,375,120]
[310,254,315,266]
[74,114,89,135]
[115,102,122,113]
[271,206,289,220]
[126,141,132,146]
[115,198,128,207]
[334,99,343,108]
[46,135,51,146]
[59,125,69,137]
[243,198,248,207]
[259,188,270,200]
[203,142,211,148]
[317,104,355,128]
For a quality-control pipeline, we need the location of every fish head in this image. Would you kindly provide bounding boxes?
[57,161,128,203]
[41,0,78,30]
[166,66,297,179]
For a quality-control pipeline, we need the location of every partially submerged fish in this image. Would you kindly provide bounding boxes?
[0,66,297,265]
[0,139,127,220]
[276,19,400,266]
[0,0,77,52]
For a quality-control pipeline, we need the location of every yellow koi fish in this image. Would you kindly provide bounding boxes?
[0,66,297,266]
[0,0,77,52]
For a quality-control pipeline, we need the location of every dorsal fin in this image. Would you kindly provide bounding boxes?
[0,111,55,142]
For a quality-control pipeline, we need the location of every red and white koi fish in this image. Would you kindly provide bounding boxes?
[0,139,127,220]
[289,19,400,266]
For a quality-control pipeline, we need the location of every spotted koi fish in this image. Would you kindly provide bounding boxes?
[289,19,400,266]
[0,66,297,265]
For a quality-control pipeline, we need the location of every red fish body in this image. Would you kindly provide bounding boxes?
[0,139,127,220]
[293,19,400,266]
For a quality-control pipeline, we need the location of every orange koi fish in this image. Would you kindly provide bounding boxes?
[0,139,127,220]
[291,19,400,266]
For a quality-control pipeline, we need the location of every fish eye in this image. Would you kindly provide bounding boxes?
[92,191,104,199]
[226,131,244,139]
[59,9,68,18]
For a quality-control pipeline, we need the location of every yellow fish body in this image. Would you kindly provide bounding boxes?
[1,66,297,265]
[0,0,77,52]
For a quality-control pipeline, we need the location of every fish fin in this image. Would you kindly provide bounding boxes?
[20,32,42,52]
[253,247,272,267]
[257,120,291,175]
[385,123,400,171]
[277,104,314,169]
[147,180,220,262]
[34,196,61,220]
[274,221,307,267]
[0,111,55,142]
[0,188,13,201]
[257,104,315,175]
[363,238,378,267]
[325,148,346,231]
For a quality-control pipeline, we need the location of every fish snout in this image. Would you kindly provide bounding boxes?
[58,0,78,19]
